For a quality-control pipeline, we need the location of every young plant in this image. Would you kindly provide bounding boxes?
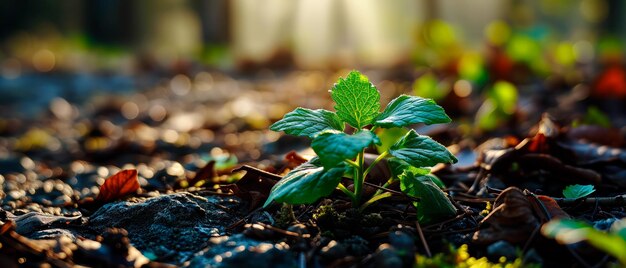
[264,71,457,223]
[562,184,595,199]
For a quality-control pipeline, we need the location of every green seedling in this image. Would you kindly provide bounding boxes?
[562,184,595,199]
[264,70,457,223]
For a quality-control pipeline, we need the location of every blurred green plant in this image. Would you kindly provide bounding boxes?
[542,218,626,265]
[415,244,532,268]
[572,106,612,128]
[458,52,488,85]
[265,70,457,223]
[413,73,450,101]
[475,81,518,131]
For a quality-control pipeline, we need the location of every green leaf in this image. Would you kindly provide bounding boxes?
[389,130,457,168]
[375,95,451,128]
[587,230,626,265]
[583,106,612,128]
[331,71,381,129]
[542,218,593,244]
[489,81,518,115]
[312,130,380,169]
[387,157,430,178]
[375,127,409,154]
[542,219,626,264]
[475,81,518,131]
[400,170,457,224]
[263,159,347,207]
[425,174,447,189]
[270,108,344,138]
[562,184,595,199]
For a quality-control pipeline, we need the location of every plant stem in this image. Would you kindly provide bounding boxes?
[283,204,297,223]
[359,178,396,211]
[360,192,392,211]
[344,159,359,169]
[373,178,396,196]
[337,183,356,202]
[363,151,389,179]
[353,150,365,206]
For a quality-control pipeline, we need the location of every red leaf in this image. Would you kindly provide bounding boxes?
[593,65,626,98]
[536,195,569,220]
[523,114,558,154]
[527,133,547,153]
[96,169,140,202]
[284,151,307,169]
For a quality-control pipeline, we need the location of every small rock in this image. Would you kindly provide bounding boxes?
[319,240,347,263]
[374,243,403,268]
[243,223,276,240]
[486,240,517,261]
[389,226,415,256]
[188,234,296,268]
[89,192,244,264]
[342,235,370,257]
[523,248,543,266]
[286,223,308,235]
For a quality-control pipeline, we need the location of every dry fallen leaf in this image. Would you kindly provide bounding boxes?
[473,187,539,245]
[185,160,216,188]
[230,165,280,210]
[96,169,140,203]
[535,195,570,220]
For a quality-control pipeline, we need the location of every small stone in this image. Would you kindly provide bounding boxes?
[319,240,347,263]
[286,223,308,235]
[374,243,403,268]
[486,240,517,261]
[389,227,415,256]
[243,223,276,240]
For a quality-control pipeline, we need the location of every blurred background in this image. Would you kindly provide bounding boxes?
[1,0,626,168]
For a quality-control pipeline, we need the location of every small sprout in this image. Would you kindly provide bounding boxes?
[562,184,595,199]
[266,70,457,223]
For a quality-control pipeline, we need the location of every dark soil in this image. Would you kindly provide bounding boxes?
[1,69,626,267]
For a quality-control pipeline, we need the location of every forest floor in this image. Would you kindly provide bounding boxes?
[1,68,626,267]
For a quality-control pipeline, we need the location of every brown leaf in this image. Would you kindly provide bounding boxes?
[473,187,539,245]
[517,154,601,185]
[96,169,140,203]
[567,125,623,147]
[185,160,216,188]
[230,165,280,210]
[284,151,308,169]
[534,195,569,220]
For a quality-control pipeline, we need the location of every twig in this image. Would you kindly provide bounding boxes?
[521,225,540,254]
[254,222,311,238]
[226,207,263,230]
[553,195,626,207]
[231,165,283,180]
[423,213,469,231]
[423,227,478,236]
[415,220,432,258]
